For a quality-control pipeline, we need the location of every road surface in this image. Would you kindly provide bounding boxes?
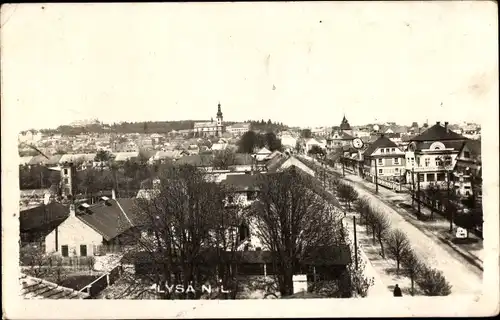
[299,155,483,296]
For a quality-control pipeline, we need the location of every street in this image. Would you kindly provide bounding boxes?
[300,155,483,296]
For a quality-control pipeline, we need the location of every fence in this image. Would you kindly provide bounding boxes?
[79,265,123,298]
[94,244,124,256]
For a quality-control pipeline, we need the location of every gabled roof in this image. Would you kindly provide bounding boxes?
[459,140,481,160]
[45,154,63,165]
[266,154,290,173]
[76,198,140,241]
[20,274,90,299]
[411,123,468,142]
[232,153,254,166]
[19,156,34,165]
[175,154,214,167]
[256,147,271,154]
[20,202,70,233]
[221,174,261,191]
[113,151,138,162]
[363,135,399,156]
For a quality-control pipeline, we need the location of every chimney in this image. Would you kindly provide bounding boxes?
[111,189,116,200]
[445,122,449,132]
[436,121,441,126]
[69,203,76,217]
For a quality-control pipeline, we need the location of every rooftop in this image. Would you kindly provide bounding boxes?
[20,273,90,299]
[363,134,399,156]
[410,122,468,142]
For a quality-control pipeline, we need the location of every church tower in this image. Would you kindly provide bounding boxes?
[60,162,76,199]
[216,102,224,136]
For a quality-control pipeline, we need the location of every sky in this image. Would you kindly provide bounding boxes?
[1,2,498,131]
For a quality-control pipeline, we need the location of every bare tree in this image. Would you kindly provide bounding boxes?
[337,182,358,211]
[127,164,240,299]
[211,149,235,170]
[416,267,452,296]
[423,183,441,220]
[247,167,344,297]
[372,211,391,258]
[401,248,424,296]
[354,197,371,226]
[385,229,411,274]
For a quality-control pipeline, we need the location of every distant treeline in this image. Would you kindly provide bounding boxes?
[35,119,289,136]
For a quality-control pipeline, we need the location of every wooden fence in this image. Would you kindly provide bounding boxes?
[79,265,123,298]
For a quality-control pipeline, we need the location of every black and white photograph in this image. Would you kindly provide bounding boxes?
[1,1,498,318]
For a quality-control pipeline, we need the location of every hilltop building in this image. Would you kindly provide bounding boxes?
[193,103,225,137]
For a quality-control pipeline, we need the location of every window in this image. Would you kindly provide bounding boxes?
[436,173,445,181]
[424,158,430,167]
[246,191,257,201]
[395,167,399,172]
[377,159,383,166]
[393,158,400,165]
[463,151,471,158]
[427,173,435,182]
[63,168,68,175]
[227,195,234,204]
[63,178,69,184]
[391,148,395,152]
[418,174,425,182]
[378,168,383,174]
[435,158,442,167]
[380,149,385,153]
[61,245,69,257]
[80,245,87,257]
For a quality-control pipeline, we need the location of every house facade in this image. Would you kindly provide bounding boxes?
[226,123,251,136]
[44,197,141,257]
[363,135,406,183]
[453,140,481,198]
[405,122,468,189]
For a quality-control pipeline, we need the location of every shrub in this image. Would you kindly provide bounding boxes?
[416,267,452,296]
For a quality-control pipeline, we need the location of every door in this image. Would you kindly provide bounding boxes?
[80,244,87,257]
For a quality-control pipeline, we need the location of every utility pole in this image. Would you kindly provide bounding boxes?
[417,171,421,217]
[353,215,358,270]
[448,170,453,232]
[411,168,415,206]
[342,158,345,177]
[374,158,379,194]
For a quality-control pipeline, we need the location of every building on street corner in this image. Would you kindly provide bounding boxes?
[405,121,468,189]
[362,134,406,184]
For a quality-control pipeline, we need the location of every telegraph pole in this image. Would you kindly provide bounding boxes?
[374,158,379,194]
[417,171,421,217]
[411,168,415,206]
[353,215,358,270]
[448,170,453,232]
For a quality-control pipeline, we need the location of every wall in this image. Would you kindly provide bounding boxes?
[45,215,103,257]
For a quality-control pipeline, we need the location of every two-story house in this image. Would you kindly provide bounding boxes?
[454,140,481,198]
[362,134,406,183]
[405,122,468,189]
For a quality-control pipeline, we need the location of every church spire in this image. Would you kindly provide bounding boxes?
[217,102,223,118]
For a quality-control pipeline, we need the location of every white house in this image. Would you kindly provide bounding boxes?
[304,138,322,154]
[405,122,468,188]
[44,197,141,257]
[254,147,272,161]
[280,134,297,149]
